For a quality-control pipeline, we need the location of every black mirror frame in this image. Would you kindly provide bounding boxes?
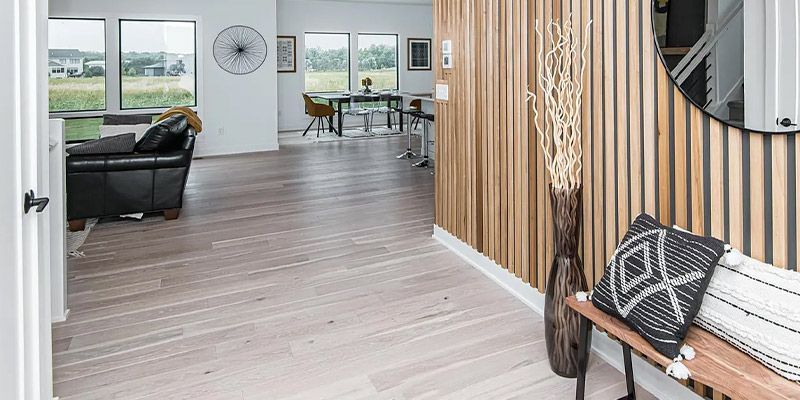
[649,0,800,135]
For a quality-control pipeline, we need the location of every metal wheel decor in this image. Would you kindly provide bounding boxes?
[213,25,267,75]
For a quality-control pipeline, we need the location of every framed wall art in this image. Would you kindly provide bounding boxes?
[276,35,296,73]
[407,38,431,71]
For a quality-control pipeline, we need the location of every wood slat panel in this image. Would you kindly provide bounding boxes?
[773,135,788,268]
[434,1,799,394]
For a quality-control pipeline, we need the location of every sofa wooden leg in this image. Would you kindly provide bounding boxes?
[164,208,181,221]
[68,219,86,232]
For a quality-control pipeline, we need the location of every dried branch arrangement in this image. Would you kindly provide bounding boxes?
[526,16,592,191]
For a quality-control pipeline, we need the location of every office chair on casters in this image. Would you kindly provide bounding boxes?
[302,94,338,137]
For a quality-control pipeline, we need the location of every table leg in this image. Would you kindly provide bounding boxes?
[327,100,335,132]
[399,108,404,132]
[337,100,344,136]
[387,99,393,129]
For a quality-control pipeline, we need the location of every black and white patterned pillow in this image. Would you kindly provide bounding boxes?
[592,214,725,359]
[66,132,136,156]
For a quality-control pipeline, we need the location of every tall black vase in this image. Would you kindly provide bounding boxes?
[544,185,590,378]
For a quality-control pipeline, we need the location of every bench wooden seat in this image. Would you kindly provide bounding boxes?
[567,296,800,400]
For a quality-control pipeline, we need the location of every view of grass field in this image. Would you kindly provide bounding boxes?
[358,69,398,91]
[121,76,195,109]
[49,76,195,112]
[49,77,106,112]
[64,117,104,142]
[305,69,397,93]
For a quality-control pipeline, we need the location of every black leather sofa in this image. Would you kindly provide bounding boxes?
[66,114,196,231]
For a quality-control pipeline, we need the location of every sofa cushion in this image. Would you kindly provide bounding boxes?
[103,114,153,126]
[135,115,188,153]
[66,133,136,155]
[100,124,151,141]
[591,213,726,360]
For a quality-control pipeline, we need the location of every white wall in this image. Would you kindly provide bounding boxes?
[276,0,434,131]
[49,0,279,156]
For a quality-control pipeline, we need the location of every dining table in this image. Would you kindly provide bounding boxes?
[309,92,405,136]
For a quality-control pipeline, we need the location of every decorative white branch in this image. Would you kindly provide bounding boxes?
[527,16,592,191]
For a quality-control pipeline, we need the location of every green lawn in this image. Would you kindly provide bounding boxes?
[358,69,398,91]
[64,118,104,142]
[49,76,195,112]
[49,77,106,112]
[50,76,193,142]
[63,115,161,143]
[121,76,195,109]
[305,69,397,93]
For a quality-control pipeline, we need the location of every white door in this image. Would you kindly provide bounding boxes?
[744,0,800,132]
[0,0,53,399]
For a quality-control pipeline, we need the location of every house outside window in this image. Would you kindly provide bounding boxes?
[120,19,197,109]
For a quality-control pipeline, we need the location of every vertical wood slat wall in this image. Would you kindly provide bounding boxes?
[434,0,799,398]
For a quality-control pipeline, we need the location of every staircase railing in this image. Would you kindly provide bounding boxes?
[673,1,743,86]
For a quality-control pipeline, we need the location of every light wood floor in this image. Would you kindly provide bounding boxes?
[54,137,655,400]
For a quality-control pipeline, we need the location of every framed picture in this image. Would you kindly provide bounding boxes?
[407,38,431,71]
[276,35,296,73]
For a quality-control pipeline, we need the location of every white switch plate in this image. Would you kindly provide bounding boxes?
[436,83,449,101]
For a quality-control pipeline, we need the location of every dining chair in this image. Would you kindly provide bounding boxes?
[343,95,374,133]
[370,92,398,134]
[302,94,338,137]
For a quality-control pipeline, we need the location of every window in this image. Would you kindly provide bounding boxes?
[120,20,197,109]
[48,18,106,112]
[357,34,398,90]
[304,33,350,92]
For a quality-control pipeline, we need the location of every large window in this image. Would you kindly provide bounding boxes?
[304,33,350,92]
[48,18,106,113]
[357,34,398,90]
[120,20,197,109]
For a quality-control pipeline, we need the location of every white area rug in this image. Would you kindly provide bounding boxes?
[279,126,421,145]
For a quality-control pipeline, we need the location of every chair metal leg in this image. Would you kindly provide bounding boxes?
[413,120,430,168]
[302,118,315,137]
[328,116,339,136]
[316,117,322,138]
[575,315,591,400]
[396,123,418,159]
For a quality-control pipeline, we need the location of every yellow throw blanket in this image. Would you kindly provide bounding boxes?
[157,106,203,133]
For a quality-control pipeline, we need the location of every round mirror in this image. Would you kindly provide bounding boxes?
[652,0,800,133]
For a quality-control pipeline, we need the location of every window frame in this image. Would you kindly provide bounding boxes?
[118,18,198,110]
[356,32,399,91]
[47,17,108,114]
[303,31,352,93]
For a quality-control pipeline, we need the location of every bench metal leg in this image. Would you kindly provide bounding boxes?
[618,343,636,400]
[576,315,591,400]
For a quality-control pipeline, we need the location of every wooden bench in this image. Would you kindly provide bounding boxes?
[567,296,800,400]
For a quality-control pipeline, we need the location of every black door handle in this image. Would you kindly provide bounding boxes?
[777,117,798,128]
[23,190,49,214]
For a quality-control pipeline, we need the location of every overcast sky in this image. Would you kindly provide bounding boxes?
[49,19,195,54]
[305,33,397,51]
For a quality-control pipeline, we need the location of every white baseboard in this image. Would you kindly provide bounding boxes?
[51,308,70,324]
[432,225,701,400]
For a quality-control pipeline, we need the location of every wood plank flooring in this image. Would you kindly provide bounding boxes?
[54,137,654,400]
